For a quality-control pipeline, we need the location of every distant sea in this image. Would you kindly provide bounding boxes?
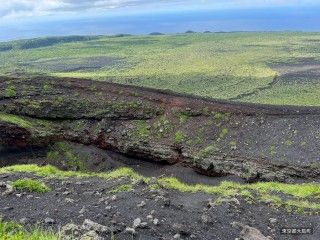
[1,7,320,41]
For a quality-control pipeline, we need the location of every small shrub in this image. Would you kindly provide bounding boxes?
[284,140,293,146]
[135,120,150,140]
[219,128,229,139]
[12,178,50,193]
[43,84,51,92]
[213,112,231,122]
[198,145,218,158]
[270,145,277,156]
[179,113,189,123]
[5,86,16,97]
[229,140,237,150]
[174,131,185,144]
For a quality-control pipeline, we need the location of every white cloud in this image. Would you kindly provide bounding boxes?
[0,0,68,19]
[0,0,318,19]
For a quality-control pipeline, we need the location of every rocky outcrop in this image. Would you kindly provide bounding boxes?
[1,75,320,182]
[232,222,272,240]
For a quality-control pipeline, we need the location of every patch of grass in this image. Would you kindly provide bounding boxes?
[284,140,294,146]
[229,140,237,150]
[0,219,59,240]
[0,113,32,129]
[174,131,185,144]
[12,178,50,193]
[179,113,189,123]
[218,128,229,140]
[2,164,320,212]
[213,112,231,122]
[269,145,277,156]
[198,145,219,158]
[134,120,150,140]
[5,86,16,98]
[0,164,146,182]
[43,84,51,92]
[158,177,320,211]
[110,184,133,193]
[154,115,172,138]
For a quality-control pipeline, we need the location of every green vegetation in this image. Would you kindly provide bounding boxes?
[2,32,320,106]
[218,128,229,140]
[179,113,189,123]
[0,219,59,240]
[1,164,320,212]
[198,145,218,158]
[12,178,50,193]
[284,139,294,146]
[110,184,133,193]
[43,84,51,92]
[229,140,237,150]
[213,112,231,122]
[0,112,53,132]
[174,131,185,143]
[158,177,320,211]
[0,113,32,129]
[134,120,150,140]
[0,164,145,182]
[5,86,16,98]
[47,142,87,172]
[154,116,172,138]
[269,145,277,156]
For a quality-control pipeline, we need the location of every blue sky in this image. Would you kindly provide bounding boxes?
[1,0,320,19]
[1,1,320,41]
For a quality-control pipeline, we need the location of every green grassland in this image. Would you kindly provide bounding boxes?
[1,32,320,106]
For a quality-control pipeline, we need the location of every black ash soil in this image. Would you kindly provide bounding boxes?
[0,171,319,240]
[0,147,319,240]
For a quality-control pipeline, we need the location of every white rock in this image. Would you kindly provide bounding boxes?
[80,230,103,240]
[269,218,277,224]
[79,206,86,214]
[137,201,146,208]
[82,219,109,233]
[125,227,136,235]
[133,218,141,228]
[44,218,55,224]
[174,233,181,239]
[153,218,159,225]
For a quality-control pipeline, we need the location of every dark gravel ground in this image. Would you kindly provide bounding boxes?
[0,170,319,240]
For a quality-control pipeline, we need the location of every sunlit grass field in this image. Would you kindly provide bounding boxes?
[1,32,320,106]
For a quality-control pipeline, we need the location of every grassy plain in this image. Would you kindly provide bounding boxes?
[1,32,320,106]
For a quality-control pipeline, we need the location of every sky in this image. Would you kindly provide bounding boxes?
[1,0,320,41]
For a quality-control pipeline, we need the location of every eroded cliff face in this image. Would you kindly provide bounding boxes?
[1,75,320,182]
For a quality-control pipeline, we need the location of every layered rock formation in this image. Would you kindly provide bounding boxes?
[1,75,320,182]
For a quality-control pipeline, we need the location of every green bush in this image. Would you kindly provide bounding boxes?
[174,131,185,144]
[5,86,16,97]
[12,178,50,193]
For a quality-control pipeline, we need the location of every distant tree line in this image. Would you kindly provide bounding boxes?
[0,36,100,52]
